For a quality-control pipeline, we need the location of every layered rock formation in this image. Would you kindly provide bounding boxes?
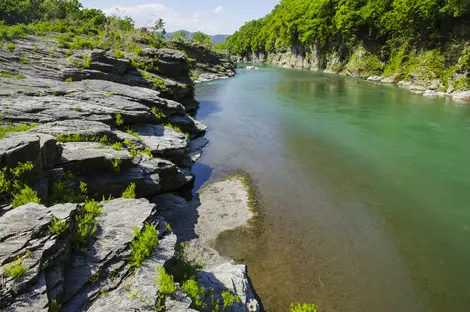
[0,34,258,312]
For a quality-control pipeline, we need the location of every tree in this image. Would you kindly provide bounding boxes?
[171,31,188,42]
[192,31,212,45]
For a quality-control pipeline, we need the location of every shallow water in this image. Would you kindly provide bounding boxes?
[192,67,470,312]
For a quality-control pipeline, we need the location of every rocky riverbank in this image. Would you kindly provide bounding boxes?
[240,46,470,103]
[0,33,257,312]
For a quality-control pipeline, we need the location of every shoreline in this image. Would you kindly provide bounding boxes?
[239,54,470,103]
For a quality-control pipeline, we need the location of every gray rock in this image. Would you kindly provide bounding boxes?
[131,124,188,160]
[86,233,177,312]
[139,158,191,192]
[169,115,207,135]
[59,142,132,174]
[367,76,382,82]
[30,120,113,139]
[61,198,157,310]
[0,133,41,168]
[453,90,470,102]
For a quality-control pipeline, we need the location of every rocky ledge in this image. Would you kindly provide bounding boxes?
[0,34,258,312]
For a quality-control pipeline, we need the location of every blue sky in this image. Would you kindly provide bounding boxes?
[81,0,278,35]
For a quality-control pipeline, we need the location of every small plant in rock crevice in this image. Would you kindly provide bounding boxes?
[2,257,29,280]
[71,199,103,253]
[48,216,68,235]
[129,222,159,268]
[122,182,136,199]
[114,113,124,127]
[110,157,122,173]
[0,161,40,207]
[112,142,122,151]
[155,267,177,310]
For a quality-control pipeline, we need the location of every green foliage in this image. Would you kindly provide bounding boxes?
[16,73,25,80]
[114,50,125,59]
[82,54,92,68]
[110,158,122,173]
[192,31,212,45]
[157,267,176,295]
[129,222,159,268]
[166,242,203,283]
[11,185,40,207]
[226,0,470,58]
[65,77,73,82]
[170,31,188,42]
[65,50,73,56]
[49,216,68,235]
[72,199,103,252]
[221,291,240,311]
[165,223,172,233]
[164,123,182,133]
[112,142,122,150]
[19,57,28,64]
[213,42,227,52]
[121,182,136,199]
[56,134,111,145]
[182,279,207,310]
[49,299,61,312]
[2,257,28,280]
[291,303,317,312]
[1,70,14,78]
[151,107,166,119]
[114,113,124,127]
[4,42,15,51]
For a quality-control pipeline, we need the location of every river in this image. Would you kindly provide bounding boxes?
[192,66,470,312]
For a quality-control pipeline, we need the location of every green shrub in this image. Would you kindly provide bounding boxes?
[11,185,40,208]
[16,73,25,80]
[1,71,14,78]
[71,199,103,252]
[221,291,241,311]
[122,182,136,199]
[114,50,125,59]
[129,222,159,267]
[19,57,29,64]
[65,50,73,56]
[110,158,122,173]
[157,267,176,295]
[114,113,124,126]
[48,179,87,206]
[152,107,166,119]
[2,257,28,280]
[112,142,122,150]
[4,42,16,51]
[290,303,317,312]
[82,54,92,69]
[49,216,68,235]
[181,279,207,310]
[49,299,61,312]
[65,77,73,82]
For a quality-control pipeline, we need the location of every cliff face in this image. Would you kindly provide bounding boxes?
[0,34,258,312]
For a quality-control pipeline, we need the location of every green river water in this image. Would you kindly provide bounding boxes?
[193,67,470,312]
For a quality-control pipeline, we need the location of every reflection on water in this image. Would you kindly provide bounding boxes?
[193,68,470,312]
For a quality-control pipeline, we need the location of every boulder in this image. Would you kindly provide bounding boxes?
[131,124,188,162]
[59,142,132,174]
[453,91,470,102]
[30,120,113,139]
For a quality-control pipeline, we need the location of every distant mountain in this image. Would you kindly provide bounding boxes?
[165,30,229,44]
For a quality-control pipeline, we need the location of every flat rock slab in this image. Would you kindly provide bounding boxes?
[132,124,188,157]
[30,120,112,139]
[59,142,132,173]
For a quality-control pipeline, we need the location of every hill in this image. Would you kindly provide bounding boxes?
[165,30,229,44]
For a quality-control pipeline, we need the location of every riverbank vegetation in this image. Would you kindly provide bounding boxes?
[226,0,470,90]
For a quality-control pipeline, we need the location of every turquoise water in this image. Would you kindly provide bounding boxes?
[193,67,470,312]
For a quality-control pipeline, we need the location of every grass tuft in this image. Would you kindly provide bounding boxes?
[121,182,136,199]
[2,257,28,280]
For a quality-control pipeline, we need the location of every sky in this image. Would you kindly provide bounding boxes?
[80,0,278,35]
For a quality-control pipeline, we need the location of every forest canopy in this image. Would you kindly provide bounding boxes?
[226,0,470,55]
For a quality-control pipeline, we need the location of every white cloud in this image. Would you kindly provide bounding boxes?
[213,6,225,14]
[101,3,233,35]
